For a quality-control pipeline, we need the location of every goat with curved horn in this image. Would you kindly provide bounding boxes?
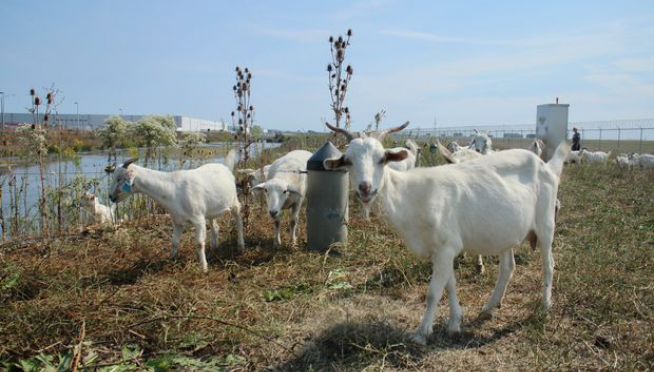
[325,122,358,142]
[376,121,410,142]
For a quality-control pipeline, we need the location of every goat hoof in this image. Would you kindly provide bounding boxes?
[447,328,462,338]
[408,330,428,345]
[478,309,493,321]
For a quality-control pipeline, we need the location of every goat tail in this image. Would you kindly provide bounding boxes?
[547,142,570,177]
[405,139,419,156]
[224,149,240,172]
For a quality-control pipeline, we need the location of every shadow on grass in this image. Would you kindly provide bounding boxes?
[104,258,169,286]
[274,317,524,371]
[208,236,299,268]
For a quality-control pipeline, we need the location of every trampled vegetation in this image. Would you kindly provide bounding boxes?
[1,152,652,371]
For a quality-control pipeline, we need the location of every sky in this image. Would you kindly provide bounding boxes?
[1,0,653,131]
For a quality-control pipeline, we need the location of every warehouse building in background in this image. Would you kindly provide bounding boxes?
[0,113,229,132]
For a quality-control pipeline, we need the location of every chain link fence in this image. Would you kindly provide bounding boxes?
[396,119,654,154]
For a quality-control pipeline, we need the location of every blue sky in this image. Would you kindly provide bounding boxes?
[1,0,653,131]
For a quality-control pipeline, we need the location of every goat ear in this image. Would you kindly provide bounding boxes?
[122,158,138,169]
[251,183,266,194]
[323,155,351,170]
[382,149,409,164]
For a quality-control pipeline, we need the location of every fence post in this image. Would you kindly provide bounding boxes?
[639,128,643,153]
[617,128,620,151]
[599,128,602,151]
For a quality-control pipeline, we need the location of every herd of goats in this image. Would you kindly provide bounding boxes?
[78,122,653,345]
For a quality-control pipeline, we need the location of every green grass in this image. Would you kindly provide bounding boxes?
[0,161,653,371]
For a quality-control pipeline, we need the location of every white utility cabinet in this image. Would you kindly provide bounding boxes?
[536,103,569,161]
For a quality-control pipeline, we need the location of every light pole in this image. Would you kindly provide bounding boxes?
[74,101,79,131]
[1,91,5,131]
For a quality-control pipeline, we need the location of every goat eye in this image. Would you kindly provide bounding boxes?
[283,190,287,194]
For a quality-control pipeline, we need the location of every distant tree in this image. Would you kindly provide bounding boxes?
[251,125,264,140]
[96,115,132,163]
[181,131,207,167]
[135,115,177,166]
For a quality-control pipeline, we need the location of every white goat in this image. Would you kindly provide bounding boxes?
[387,139,419,172]
[108,151,245,272]
[447,141,463,153]
[579,149,611,164]
[325,123,568,345]
[237,165,271,188]
[615,154,639,169]
[637,153,654,169]
[252,150,312,246]
[81,191,115,225]
[528,139,545,157]
[468,130,494,154]
[565,150,581,164]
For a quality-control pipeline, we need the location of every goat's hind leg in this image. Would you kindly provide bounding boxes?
[480,249,515,319]
[476,255,485,274]
[193,218,209,272]
[210,219,220,249]
[538,232,555,310]
[170,223,184,260]
[231,203,245,252]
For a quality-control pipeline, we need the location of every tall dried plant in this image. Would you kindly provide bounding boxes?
[24,87,51,236]
[327,29,353,131]
[231,66,255,227]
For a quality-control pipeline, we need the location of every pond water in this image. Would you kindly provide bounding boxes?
[0,142,279,235]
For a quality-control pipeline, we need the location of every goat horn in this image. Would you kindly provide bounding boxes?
[122,158,138,169]
[325,121,357,142]
[377,121,410,142]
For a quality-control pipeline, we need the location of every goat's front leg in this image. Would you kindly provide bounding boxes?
[273,218,282,246]
[289,202,301,246]
[193,218,208,272]
[170,223,184,260]
[210,219,220,249]
[410,252,455,345]
[480,249,515,318]
[446,271,463,336]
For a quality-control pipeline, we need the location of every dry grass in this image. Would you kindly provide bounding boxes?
[1,163,653,371]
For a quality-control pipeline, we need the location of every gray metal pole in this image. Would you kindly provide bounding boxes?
[639,128,643,153]
[599,128,602,151]
[75,101,79,131]
[617,128,620,151]
[1,91,4,131]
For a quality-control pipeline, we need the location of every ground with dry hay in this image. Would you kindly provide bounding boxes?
[1,163,653,371]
